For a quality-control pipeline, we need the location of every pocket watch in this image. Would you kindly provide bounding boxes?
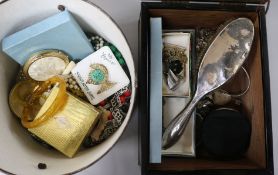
[23,50,70,81]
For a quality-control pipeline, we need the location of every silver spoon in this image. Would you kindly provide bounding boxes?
[162,18,255,149]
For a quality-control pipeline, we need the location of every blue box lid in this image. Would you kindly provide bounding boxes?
[2,10,94,65]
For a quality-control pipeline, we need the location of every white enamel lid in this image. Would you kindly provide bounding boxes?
[0,0,136,174]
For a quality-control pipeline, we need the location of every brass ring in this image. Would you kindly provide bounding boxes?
[21,76,67,128]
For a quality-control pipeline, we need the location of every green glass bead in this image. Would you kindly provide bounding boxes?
[118,58,125,65]
[115,52,122,59]
[110,45,117,52]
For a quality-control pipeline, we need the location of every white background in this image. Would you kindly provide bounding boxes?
[0,0,276,174]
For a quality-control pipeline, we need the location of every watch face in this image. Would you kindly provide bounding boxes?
[28,56,67,81]
[24,50,70,81]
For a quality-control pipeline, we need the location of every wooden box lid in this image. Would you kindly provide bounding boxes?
[161,0,269,5]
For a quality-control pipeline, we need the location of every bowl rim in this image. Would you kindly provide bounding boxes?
[0,0,137,174]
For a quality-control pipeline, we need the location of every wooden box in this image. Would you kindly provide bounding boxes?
[138,1,273,175]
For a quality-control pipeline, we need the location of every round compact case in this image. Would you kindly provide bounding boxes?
[201,108,251,159]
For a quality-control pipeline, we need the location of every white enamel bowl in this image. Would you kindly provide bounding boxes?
[0,0,136,174]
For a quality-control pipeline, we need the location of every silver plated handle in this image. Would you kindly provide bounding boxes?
[162,94,201,149]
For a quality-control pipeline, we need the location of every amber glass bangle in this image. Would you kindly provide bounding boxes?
[21,76,68,128]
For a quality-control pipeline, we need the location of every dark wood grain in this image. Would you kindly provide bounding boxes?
[161,0,267,4]
[149,158,259,171]
[149,9,258,29]
[242,17,266,168]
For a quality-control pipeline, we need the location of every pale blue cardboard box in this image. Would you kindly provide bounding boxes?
[149,17,163,163]
[2,10,94,65]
